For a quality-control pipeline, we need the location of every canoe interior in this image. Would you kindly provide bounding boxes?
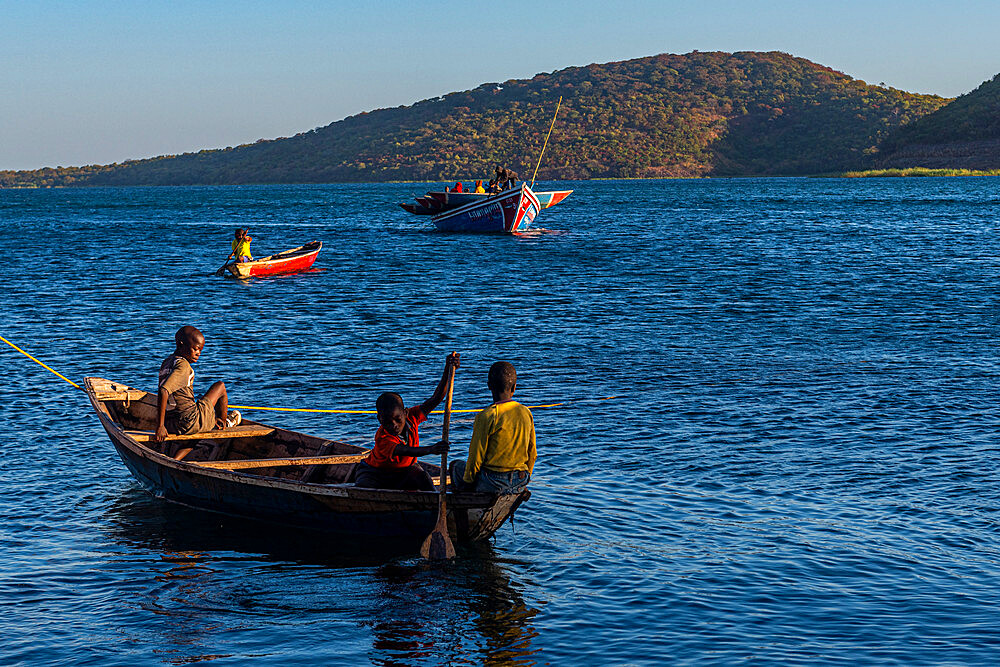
[89,379,391,484]
[253,240,322,263]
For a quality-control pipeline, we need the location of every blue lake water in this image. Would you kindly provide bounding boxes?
[2,178,1000,665]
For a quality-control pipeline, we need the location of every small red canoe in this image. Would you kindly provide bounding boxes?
[226,241,322,278]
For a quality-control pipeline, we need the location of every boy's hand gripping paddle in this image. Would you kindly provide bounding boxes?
[421,361,457,560]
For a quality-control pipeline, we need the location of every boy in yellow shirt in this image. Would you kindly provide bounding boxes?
[451,361,535,494]
[227,228,253,263]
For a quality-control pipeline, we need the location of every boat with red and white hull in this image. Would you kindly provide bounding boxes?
[225,241,322,278]
[400,188,572,215]
[431,184,541,233]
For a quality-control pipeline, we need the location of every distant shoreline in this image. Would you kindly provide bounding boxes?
[838,167,1000,178]
[4,172,1000,189]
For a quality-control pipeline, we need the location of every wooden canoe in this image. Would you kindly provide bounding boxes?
[226,241,322,278]
[84,377,529,542]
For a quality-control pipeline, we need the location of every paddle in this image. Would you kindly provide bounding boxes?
[420,360,457,560]
[215,257,233,277]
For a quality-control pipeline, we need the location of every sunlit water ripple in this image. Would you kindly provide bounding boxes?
[2,178,1000,664]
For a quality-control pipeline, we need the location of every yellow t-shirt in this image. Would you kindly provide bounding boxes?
[474,184,486,193]
[463,400,536,483]
[231,237,252,259]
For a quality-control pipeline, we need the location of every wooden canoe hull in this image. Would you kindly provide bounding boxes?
[227,241,322,278]
[85,377,527,542]
[431,184,541,233]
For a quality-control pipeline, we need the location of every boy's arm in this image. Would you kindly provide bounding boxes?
[155,387,170,442]
[393,440,449,458]
[463,411,490,483]
[527,413,536,474]
[417,352,460,417]
[155,360,188,442]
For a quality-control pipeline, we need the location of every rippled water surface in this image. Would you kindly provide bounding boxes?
[3,179,1000,665]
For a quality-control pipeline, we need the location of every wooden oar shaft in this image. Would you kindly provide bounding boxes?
[195,453,367,470]
[439,367,455,498]
[421,359,458,560]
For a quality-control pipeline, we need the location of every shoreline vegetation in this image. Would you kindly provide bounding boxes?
[840,168,1000,178]
[0,51,953,188]
[1,51,998,189]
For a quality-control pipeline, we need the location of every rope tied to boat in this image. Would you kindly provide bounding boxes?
[0,336,81,389]
[1,334,618,414]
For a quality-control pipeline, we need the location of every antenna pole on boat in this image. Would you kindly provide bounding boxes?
[531,95,562,188]
[421,357,457,560]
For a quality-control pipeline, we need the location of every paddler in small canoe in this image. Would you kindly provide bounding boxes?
[225,228,253,264]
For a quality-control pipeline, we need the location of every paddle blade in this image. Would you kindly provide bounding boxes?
[420,527,456,560]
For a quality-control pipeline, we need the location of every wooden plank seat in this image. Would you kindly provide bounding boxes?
[195,453,368,470]
[95,390,147,402]
[126,424,276,442]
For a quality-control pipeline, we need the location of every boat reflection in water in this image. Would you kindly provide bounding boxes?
[104,488,542,665]
[368,545,541,666]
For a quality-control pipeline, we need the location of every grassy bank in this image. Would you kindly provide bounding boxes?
[841,167,1000,177]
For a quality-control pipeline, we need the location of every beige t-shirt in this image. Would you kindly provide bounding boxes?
[159,354,197,425]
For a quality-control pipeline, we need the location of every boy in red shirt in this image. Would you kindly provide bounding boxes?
[355,352,460,491]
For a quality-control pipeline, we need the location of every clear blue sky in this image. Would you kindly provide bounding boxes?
[2,0,998,170]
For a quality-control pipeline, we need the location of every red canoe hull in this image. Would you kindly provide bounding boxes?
[227,241,322,278]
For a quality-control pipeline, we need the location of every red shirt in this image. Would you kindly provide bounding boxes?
[453,182,464,192]
[365,406,426,468]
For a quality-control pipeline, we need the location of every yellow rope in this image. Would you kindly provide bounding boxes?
[2,335,618,414]
[227,399,616,415]
[531,96,562,188]
[0,335,81,389]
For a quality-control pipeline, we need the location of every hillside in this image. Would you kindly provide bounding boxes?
[877,74,1000,169]
[0,51,949,187]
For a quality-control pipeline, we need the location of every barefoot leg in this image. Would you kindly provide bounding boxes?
[202,381,229,429]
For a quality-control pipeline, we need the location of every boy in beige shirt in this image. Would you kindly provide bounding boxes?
[156,325,239,459]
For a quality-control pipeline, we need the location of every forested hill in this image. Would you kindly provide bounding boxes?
[876,74,1000,169]
[1,51,950,187]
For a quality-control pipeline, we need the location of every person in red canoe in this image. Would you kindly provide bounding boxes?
[453,181,464,192]
[226,228,253,264]
[354,353,460,491]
